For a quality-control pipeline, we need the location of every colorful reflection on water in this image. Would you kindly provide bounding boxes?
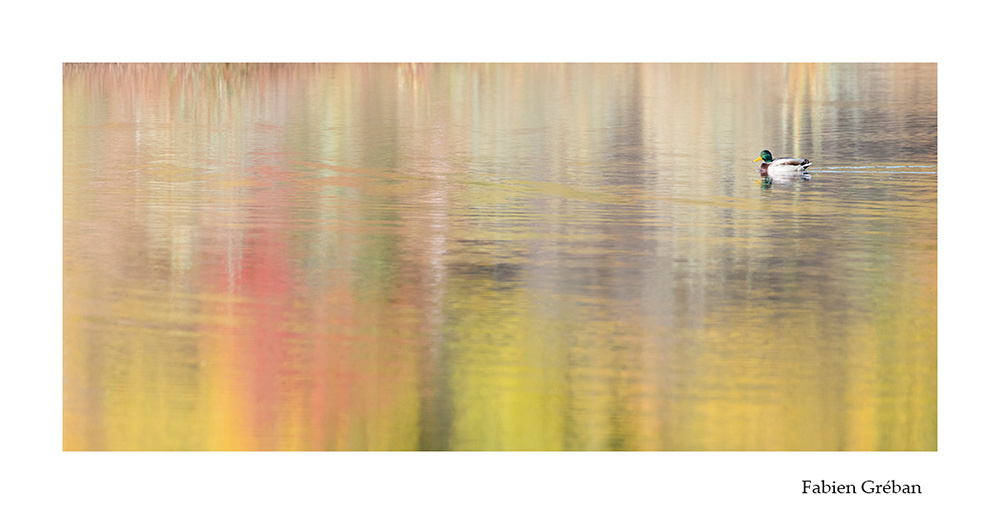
[64,63,936,450]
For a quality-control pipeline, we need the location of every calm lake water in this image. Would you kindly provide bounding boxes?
[63,63,936,450]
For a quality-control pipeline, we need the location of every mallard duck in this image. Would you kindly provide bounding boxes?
[754,150,812,178]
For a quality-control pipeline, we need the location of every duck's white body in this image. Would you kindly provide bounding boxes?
[760,158,812,177]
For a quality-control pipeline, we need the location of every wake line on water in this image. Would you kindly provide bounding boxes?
[812,165,937,174]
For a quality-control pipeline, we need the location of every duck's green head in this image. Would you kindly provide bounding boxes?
[754,150,773,163]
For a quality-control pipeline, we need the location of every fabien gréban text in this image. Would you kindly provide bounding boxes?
[802,480,922,494]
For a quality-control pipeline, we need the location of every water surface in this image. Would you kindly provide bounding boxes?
[63,63,936,450]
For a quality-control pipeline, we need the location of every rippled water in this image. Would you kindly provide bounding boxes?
[64,63,936,450]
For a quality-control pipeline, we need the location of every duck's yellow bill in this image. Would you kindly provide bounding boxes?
[753,156,763,162]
